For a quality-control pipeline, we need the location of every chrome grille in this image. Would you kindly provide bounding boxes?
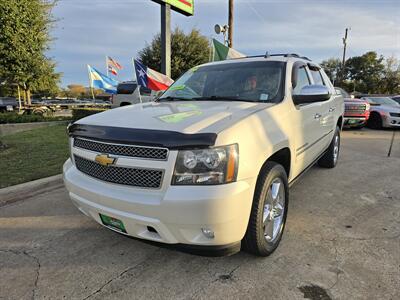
[74,138,168,160]
[74,155,163,188]
[345,104,366,114]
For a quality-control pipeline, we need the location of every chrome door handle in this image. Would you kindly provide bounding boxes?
[314,113,322,119]
[329,107,336,112]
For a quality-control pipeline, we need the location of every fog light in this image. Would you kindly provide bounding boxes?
[201,228,215,239]
[391,120,396,124]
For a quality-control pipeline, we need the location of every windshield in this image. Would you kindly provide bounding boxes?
[159,61,286,103]
[364,97,399,106]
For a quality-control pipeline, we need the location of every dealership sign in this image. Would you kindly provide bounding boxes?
[151,0,194,16]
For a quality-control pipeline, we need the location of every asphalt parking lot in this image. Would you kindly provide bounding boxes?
[0,129,399,300]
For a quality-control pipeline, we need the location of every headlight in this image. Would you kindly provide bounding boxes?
[172,144,238,185]
[365,102,370,111]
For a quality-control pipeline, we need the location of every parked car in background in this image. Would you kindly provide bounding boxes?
[111,81,156,108]
[0,97,18,112]
[361,96,400,129]
[335,88,370,128]
[391,95,400,105]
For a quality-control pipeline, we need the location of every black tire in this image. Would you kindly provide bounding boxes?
[318,126,340,168]
[367,112,382,129]
[243,162,289,256]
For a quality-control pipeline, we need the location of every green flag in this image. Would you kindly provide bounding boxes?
[212,39,245,61]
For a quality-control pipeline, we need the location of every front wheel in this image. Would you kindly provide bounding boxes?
[318,126,340,168]
[367,112,383,129]
[243,162,289,256]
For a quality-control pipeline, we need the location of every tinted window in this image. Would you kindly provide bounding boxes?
[117,83,137,94]
[310,69,324,85]
[160,61,286,103]
[293,67,310,94]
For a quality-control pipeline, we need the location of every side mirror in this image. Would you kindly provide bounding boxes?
[293,85,331,105]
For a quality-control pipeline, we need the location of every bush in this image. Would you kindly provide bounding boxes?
[0,113,71,124]
[72,108,108,121]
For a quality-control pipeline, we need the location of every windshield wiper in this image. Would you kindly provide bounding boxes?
[192,95,248,101]
[157,96,192,102]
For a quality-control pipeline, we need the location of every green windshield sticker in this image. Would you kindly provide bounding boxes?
[177,103,199,109]
[158,110,202,123]
[190,66,199,72]
[169,85,186,91]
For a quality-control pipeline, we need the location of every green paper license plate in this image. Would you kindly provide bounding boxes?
[99,214,127,233]
[348,119,358,124]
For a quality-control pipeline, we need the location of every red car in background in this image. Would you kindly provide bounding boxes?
[335,88,370,128]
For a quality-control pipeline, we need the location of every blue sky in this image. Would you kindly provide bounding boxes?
[48,0,400,87]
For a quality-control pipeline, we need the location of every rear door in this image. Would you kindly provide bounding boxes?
[308,65,336,152]
[291,62,325,171]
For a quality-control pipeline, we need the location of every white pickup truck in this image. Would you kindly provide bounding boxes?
[64,54,344,256]
[111,81,156,108]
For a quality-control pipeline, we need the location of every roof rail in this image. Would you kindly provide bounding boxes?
[229,53,311,61]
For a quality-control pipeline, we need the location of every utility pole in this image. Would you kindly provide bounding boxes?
[161,3,171,77]
[341,28,349,82]
[228,0,233,48]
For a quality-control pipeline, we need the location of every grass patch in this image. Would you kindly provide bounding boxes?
[0,124,69,188]
[0,112,71,124]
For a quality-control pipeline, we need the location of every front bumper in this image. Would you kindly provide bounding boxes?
[63,159,255,248]
[343,117,367,127]
[382,115,400,128]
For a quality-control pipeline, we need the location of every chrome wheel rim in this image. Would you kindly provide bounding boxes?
[333,135,339,164]
[263,178,285,243]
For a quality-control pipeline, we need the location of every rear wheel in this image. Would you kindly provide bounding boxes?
[243,162,289,256]
[318,126,340,168]
[367,112,383,129]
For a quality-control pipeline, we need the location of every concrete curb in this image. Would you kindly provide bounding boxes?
[0,174,63,207]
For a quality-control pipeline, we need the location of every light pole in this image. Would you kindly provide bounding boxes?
[341,27,350,82]
[228,0,233,48]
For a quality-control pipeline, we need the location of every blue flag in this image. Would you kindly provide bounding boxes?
[88,65,118,94]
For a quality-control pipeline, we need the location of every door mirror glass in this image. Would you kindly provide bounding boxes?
[293,84,331,105]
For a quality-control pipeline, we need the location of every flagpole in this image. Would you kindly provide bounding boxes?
[132,58,142,103]
[105,56,109,77]
[87,65,95,100]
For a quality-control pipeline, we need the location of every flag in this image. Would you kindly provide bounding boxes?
[108,65,118,76]
[133,59,174,91]
[87,65,118,94]
[106,56,123,70]
[212,38,245,61]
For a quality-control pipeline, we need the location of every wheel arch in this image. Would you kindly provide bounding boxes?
[258,147,291,180]
[337,116,343,129]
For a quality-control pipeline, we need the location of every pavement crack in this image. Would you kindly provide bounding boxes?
[0,249,41,300]
[327,237,340,292]
[23,251,41,300]
[82,249,160,300]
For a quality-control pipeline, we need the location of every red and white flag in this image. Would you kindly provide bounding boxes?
[106,56,123,75]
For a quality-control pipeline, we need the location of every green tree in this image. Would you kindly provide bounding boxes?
[138,28,211,79]
[320,58,342,85]
[345,51,385,94]
[380,56,400,94]
[0,0,60,102]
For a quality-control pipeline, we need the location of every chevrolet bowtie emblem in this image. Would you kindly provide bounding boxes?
[95,154,115,166]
